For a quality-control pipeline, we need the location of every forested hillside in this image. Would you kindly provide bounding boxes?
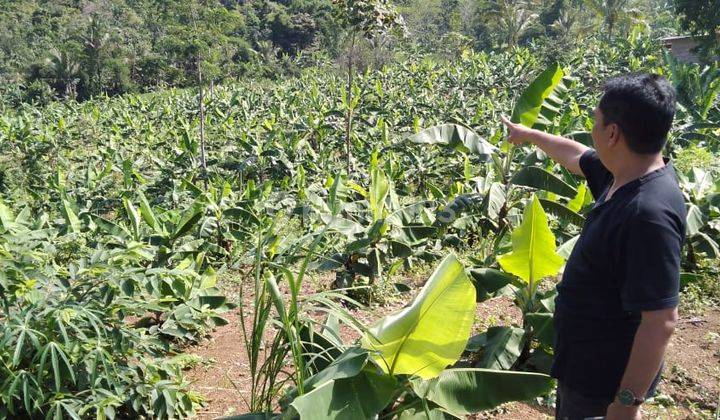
[0,0,711,105]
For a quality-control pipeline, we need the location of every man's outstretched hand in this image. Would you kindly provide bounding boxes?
[499,115,588,176]
[501,115,536,145]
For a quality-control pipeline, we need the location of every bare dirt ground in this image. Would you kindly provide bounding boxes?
[185,273,719,419]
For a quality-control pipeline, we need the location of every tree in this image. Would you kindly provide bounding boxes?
[80,17,110,99]
[269,10,319,54]
[674,0,720,60]
[542,0,593,41]
[488,0,541,46]
[584,0,641,39]
[47,48,79,98]
[332,0,405,172]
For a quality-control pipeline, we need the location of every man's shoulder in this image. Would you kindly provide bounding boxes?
[623,187,686,234]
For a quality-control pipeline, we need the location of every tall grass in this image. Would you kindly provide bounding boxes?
[239,174,364,413]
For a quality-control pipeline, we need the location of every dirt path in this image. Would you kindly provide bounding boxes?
[185,276,719,419]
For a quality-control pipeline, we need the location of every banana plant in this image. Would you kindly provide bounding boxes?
[313,152,442,295]
[678,167,720,265]
[279,255,553,419]
[469,195,564,375]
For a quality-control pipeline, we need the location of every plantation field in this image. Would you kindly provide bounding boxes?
[0,35,718,419]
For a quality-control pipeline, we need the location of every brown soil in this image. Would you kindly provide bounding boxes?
[185,309,250,418]
[185,274,720,419]
[643,308,720,419]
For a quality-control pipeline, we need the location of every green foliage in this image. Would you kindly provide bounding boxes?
[410,368,554,415]
[282,256,553,419]
[361,254,476,378]
[0,32,717,418]
[497,195,564,286]
[0,208,204,418]
[510,62,566,128]
[408,124,497,160]
[333,0,406,38]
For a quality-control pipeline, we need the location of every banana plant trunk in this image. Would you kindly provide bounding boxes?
[197,54,208,190]
[345,32,356,175]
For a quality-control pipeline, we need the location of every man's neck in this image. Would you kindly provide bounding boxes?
[607,153,666,197]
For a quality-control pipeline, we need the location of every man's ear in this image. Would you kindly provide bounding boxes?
[607,123,621,147]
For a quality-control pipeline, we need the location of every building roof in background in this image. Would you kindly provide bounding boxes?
[659,35,693,41]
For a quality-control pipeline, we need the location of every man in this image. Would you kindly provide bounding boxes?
[501,73,686,420]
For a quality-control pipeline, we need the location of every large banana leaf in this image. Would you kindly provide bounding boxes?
[468,268,515,302]
[539,198,585,226]
[497,195,564,284]
[290,368,396,420]
[361,254,475,379]
[411,368,554,415]
[369,165,389,221]
[138,191,160,232]
[686,203,705,236]
[485,182,506,220]
[172,200,206,240]
[303,348,368,391]
[511,166,577,198]
[0,200,26,234]
[567,182,591,212]
[61,199,82,233]
[691,232,720,258]
[408,124,497,161]
[557,235,579,259]
[283,347,369,406]
[473,326,525,370]
[511,63,566,128]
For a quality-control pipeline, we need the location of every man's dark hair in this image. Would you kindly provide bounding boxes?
[599,73,676,154]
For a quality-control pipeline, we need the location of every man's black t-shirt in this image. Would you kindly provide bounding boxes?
[551,149,687,400]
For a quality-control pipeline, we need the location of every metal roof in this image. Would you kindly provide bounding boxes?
[658,35,693,41]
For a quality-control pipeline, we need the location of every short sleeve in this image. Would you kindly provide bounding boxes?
[579,149,613,200]
[618,214,683,312]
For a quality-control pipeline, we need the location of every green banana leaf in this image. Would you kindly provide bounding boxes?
[468,268,515,302]
[61,199,82,233]
[123,198,141,238]
[511,166,577,198]
[525,312,554,348]
[138,191,160,231]
[290,368,397,420]
[284,347,369,405]
[299,323,344,374]
[567,182,590,212]
[0,199,21,233]
[511,62,566,128]
[497,195,564,284]
[557,235,579,259]
[361,254,476,379]
[172,200,206,240]
[691,232,720,258]
[686,203,705,236]
[473,326,525,370]
[539,198,585,226]
[411,368,554,415]
[485,182,506,220]
[369,165,390,221]
[303,348,368,391]
[223,207,261,226]
[408,124,497,161]
[680,272,702,289]
[91,214,130,237]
